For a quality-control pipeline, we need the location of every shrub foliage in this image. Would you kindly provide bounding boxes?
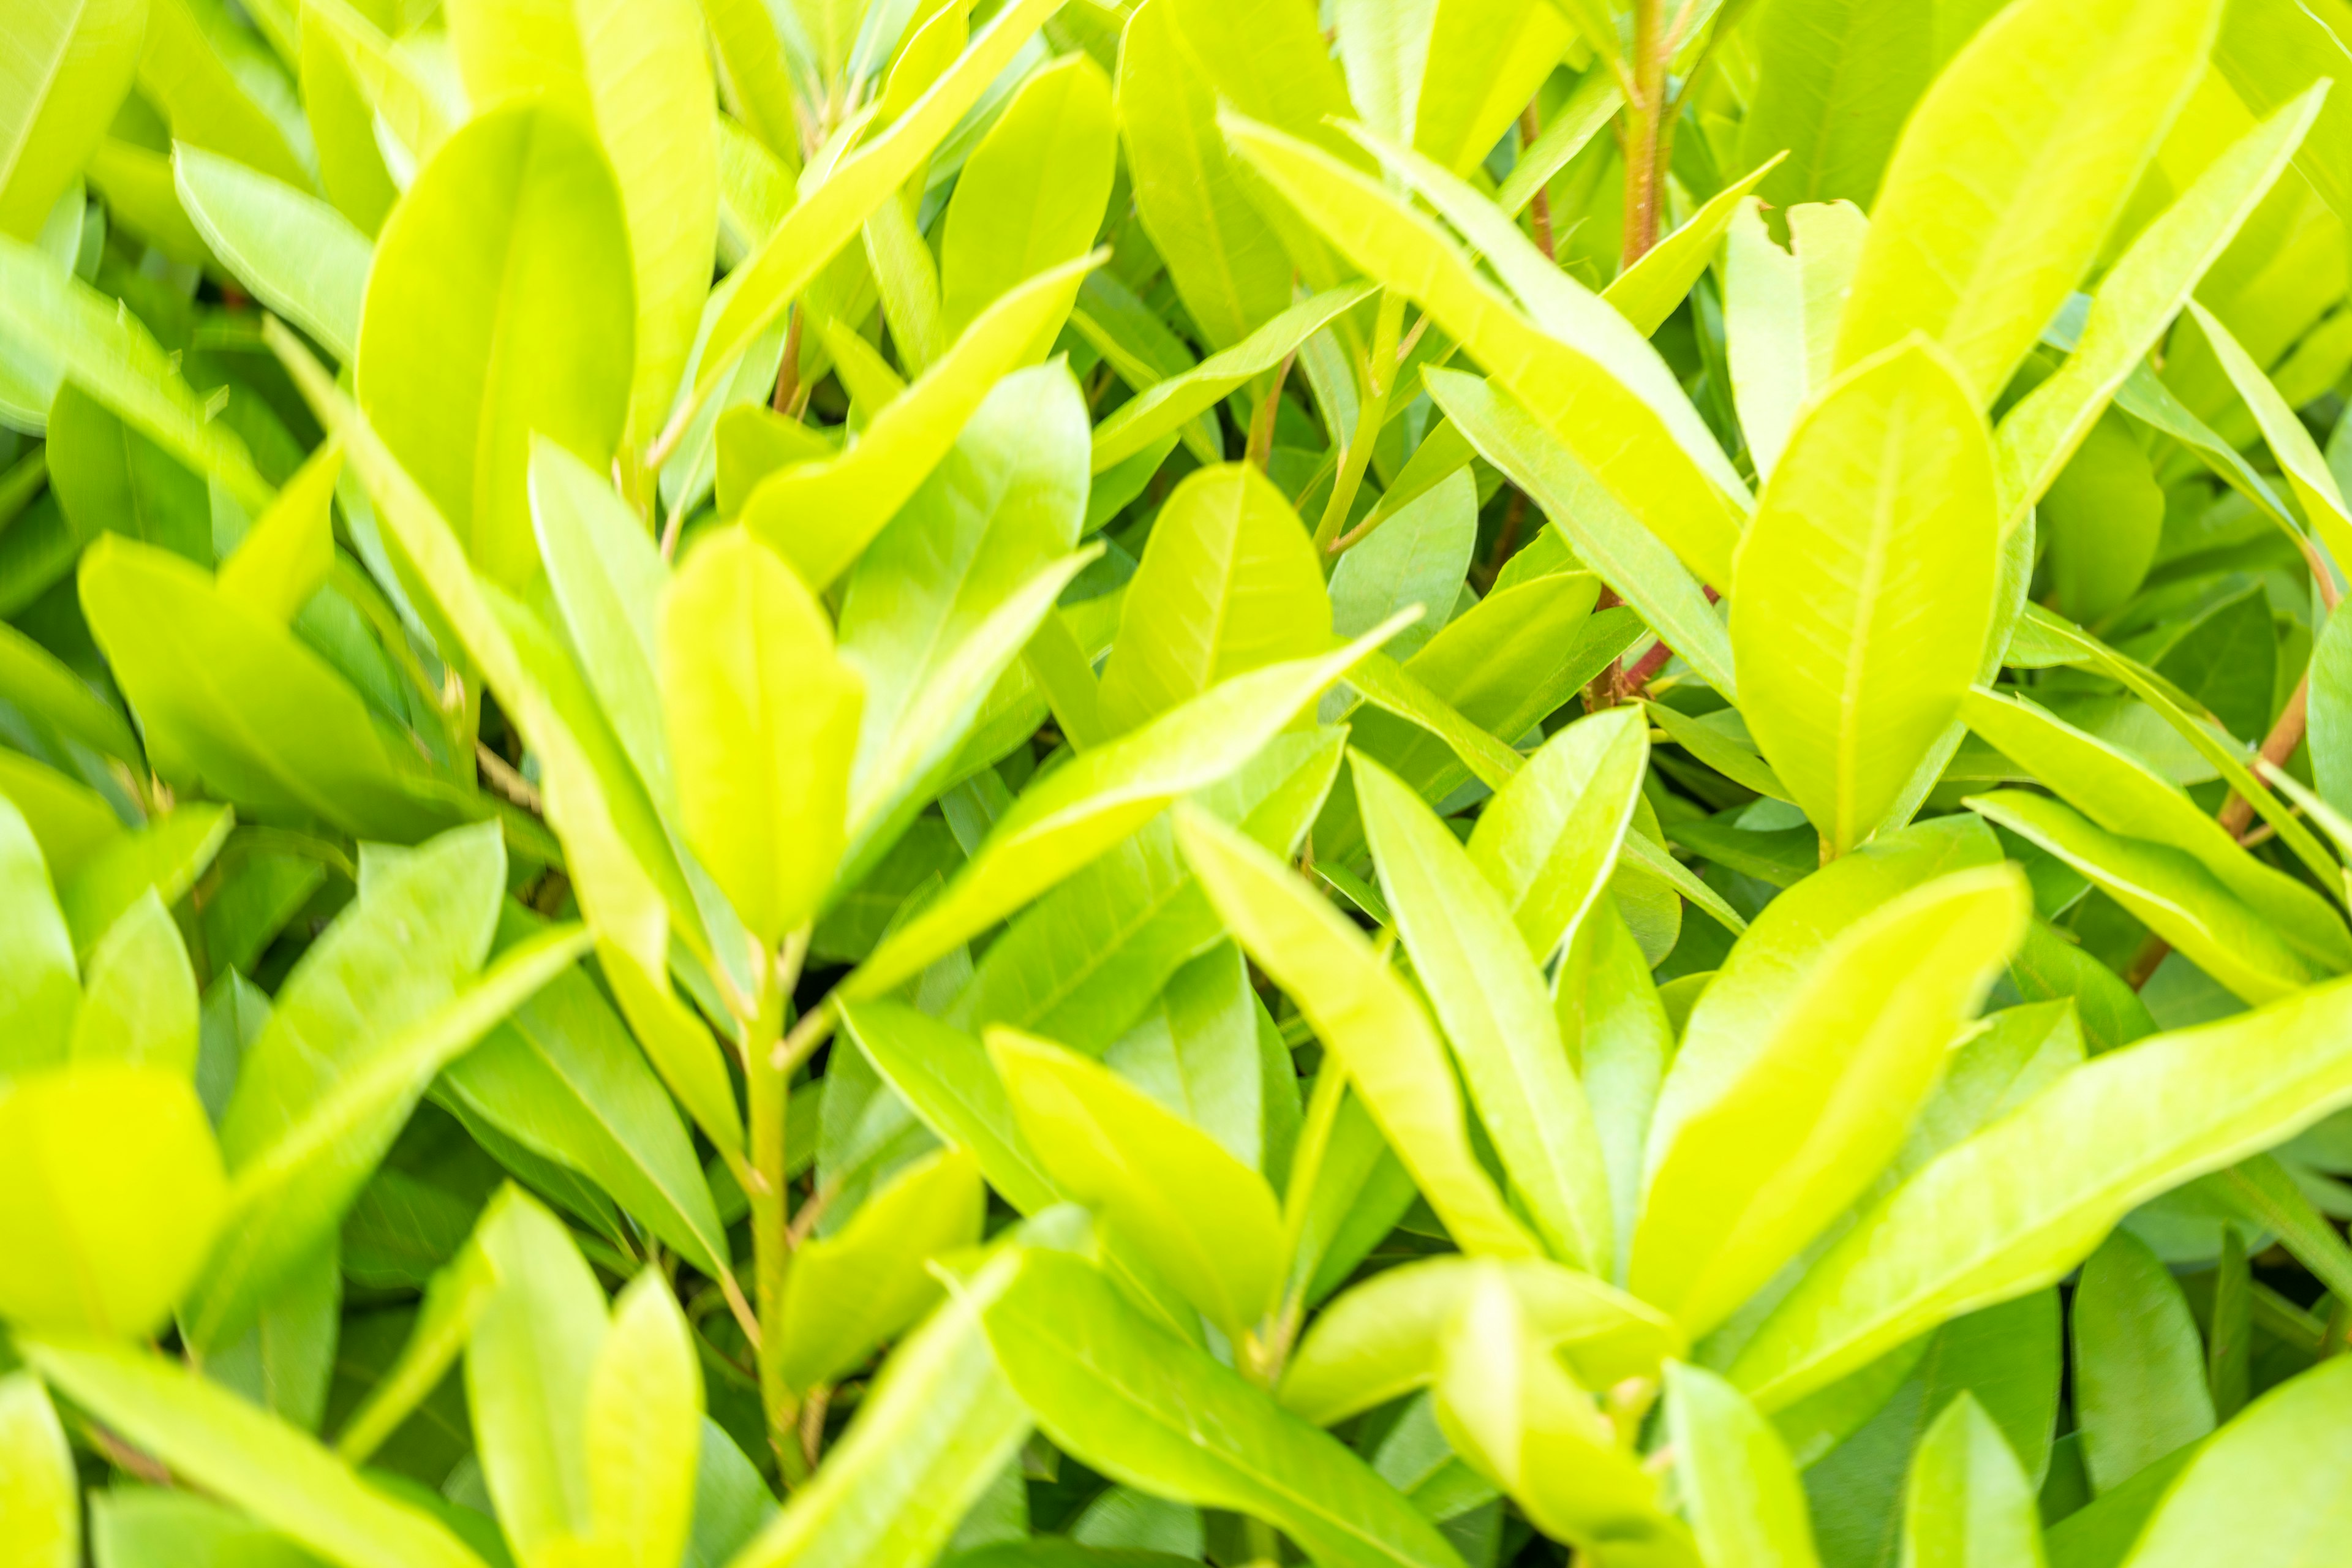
[4,0,2352,1563]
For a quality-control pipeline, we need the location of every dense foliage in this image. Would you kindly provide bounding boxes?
[5,0,2352,1562]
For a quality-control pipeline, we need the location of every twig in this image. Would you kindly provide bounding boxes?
[1247,349,1297,470]
[1520,104,1556,262]
[475,741,543,815]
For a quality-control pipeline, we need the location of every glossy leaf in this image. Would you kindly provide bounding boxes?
[1901,1393,2048,1568]
[1667,1362,1822,1568]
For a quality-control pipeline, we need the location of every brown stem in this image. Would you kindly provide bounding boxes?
[1479,489,1529,587]
[771,304,804,414]
[1520,104,1556,262]
[1621,0,1670,269]
[1248,349,1297,470]
[2220,675,2309,840]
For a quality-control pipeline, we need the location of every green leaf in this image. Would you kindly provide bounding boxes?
[1328,467,1474,662]
[838,1001,1060,1216]
[1992,86,2323,524]
[1830,0,2220,408]
[992,1030,1281,1341]
[1964,790,2324,1006]
[727,1245,1031,1568]
[849,626,1398,999]
[1467,705,1651,965]
[939,53,1115,337]
[1113,0,1297,352]
[0,793,80,1074]
[1430,1267,1695,1565]
[467,1185,608,1558]
[1730,973,2352,1408]
[80,536,458,840]
[58,801,232,959]
[187,821,581,1347]
[1901,1393,2048,1568]
[682,0,1068,424]
[1420,366,1736,698]
[1099,463,1329,734]
[1738,0,1932,217]
[587,1269,702,1568]
[1412,0,1577,178]
[1279,1254,1685,1426]
[333,1241,498,1466]
[2118,1357,2352,1567]
[69,889,197,1074]
[22,1335,491,1568]
[0,615,141,763]
[778,1145,982,1394]
[173,145,372,364]
[0,1372,75,1568]
[0,753,126,890]
[2071,1229,2215,1494]
[981,1245,1469,1568]
[437,907,733,1280]
[2185,296,2352,572]
[661,523,864,949]
[1088,284,1374,472]
[445,0,717,448]
[2211,0,2352,228]
[742,253,1098,589]
[1176,802,1540,1261]
[0,1062,225,1337]
[1725,197,1869,483]
[1665,1362,1822,1568]
[135,0,308,188]
[839,364,1096,879]
[1959,687,2351,978]
[0,0,144,239]
[1602,152,1785,338]
[355,97,634,590]
[1632,864,2028,1335]
[1356,751,1613,1272]
[0,233,271,512]
[1223,113,1750,588]
[1728,338,1999,853]
[217,437,342,625]
[946,726,1346,1054]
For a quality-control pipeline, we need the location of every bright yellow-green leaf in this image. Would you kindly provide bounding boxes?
[993,1030,1281,1340]
[2188,295,2352,572]
[1098,463,1329,734]
[777,1145,982,1395]
[1632,865,2028,1335]
[136,0,309,190]
[0,793,80,1075]
[1225,113,1750,589]
[586,1270,701,1568]
[0,1373,75,1568]
[1831,0,2222,408]
[1725,197,1868,481]
[174,144,374,364]
[1665,1362,1823,1568]
[848,625,1400,999]
[742,252,1097,589]
[1280,1254,1684,1426]
[445,0,718,449]
[2120,1356,2352,1568]
[1114,0,1297,350]
[1412,0,1577,177]
[355,97,635,590]
[1177,802,1542,1261]
[67,889,196,1074]
[0,1063,224,1337]
[1730,338,1999,853]
[682,0,1066,426]
[23,1335,491,1568]
[939,53,1115,338]
[660,524,863,948]
[1903,1393,2048,1568]
[217,437,342,624]
[0,233,272,513]
[0,0,147,239]
[1730,972,2352,1408]
[1994,86,2324,526]
[1601,152,1785,337]
[1433,1267,1698,1566]
[1356,752,1613,1272]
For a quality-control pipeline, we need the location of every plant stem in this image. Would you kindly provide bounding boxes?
[1520,104,1556,262]
[747,929,810,1483]
[1311,291,1407,559]
[1621,0,1670,269]
[1247,349,1297,470]
[2133,671,2314,990]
